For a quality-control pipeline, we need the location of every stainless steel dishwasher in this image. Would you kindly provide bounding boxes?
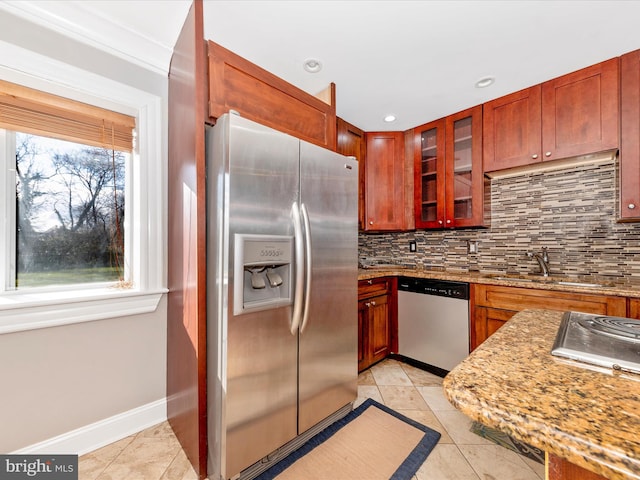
[397,276,470,374]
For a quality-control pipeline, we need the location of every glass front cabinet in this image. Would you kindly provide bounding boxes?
[413,105,485,229]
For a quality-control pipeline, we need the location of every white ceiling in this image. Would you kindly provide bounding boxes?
[2,1,640,131]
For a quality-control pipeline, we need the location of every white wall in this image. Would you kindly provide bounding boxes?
[0,11,169,453]
[0,298,167,453]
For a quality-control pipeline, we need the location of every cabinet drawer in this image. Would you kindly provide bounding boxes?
[474,284,626,316]
[358,278,390,298]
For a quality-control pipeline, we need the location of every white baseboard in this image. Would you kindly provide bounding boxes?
[12,398,167,456]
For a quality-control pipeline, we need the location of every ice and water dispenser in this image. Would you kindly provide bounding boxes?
[233,234,293,315]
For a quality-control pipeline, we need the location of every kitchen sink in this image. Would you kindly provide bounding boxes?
[485,274,611,288]
[488,275,535,282]
[555,281,604,288]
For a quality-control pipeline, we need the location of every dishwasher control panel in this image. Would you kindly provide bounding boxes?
[398,277,469,300]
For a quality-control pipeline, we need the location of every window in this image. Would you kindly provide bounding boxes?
[0,52,165,334]
[10,132,129,289]
[0,79,134,292]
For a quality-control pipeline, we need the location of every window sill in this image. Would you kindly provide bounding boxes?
[0,287,168,334]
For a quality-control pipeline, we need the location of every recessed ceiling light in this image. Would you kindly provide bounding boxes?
[475,76,495,88]
[303,58,322,73]
[383,114,397,123]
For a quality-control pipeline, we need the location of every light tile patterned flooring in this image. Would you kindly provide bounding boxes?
[79,422,197,480]
[79,358,544,479]
[356,358,544,480]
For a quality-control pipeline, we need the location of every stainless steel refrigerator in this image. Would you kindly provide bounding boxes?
[206,113,358,480]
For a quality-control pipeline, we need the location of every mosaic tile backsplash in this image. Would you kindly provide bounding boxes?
[359,159,640,281]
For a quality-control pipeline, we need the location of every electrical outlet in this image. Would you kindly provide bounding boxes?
[409,241,417,252]
[467,240,479,254]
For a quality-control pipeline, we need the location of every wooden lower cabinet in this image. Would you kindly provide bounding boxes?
[472,306,516,349]
[358,277,398,371]
[547,453,607,480]
[471,284,627,350]
[628,298,640,319]
[358,294,390,369]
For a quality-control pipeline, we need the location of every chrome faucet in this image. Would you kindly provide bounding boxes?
[526,247,550,277]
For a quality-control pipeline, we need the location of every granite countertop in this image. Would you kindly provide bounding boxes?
[357,266,640,298]
[442,309,640,480]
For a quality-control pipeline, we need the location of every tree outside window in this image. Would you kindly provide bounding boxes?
[14,132,128,288]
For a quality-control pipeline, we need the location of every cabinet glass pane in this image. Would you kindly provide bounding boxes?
[420,128,438,222]
[453,116,473,220]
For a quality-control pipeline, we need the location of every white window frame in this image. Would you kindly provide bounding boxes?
[0,40,166,334]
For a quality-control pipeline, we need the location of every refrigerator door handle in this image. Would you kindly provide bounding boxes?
[291,202,305,335]
[300,203,312,334]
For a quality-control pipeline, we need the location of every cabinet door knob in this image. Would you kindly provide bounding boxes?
[371,301,376,306]
[369,220,374,225]
[446,219,451,224]
[438,220,443,225]
[545,151,552,157]
[367,280,373,285]
[629,203,636,210]
[365,302,371,308]
[532,154,538,159]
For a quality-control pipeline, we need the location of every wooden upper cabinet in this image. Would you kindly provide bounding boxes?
[542,58,619,161]
[483,58,620,173]
[446,106,484,228]
[620,49,640,221]
[413,118,446,229]
[414,106,485,229]
[207,41,336,149]
[365,131,406,231]
[483,85,542,171]
[337,118,366,229]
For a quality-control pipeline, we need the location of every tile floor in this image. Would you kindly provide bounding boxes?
[356,358,544,480]
[79,422,197,480]
[79,357,545,479]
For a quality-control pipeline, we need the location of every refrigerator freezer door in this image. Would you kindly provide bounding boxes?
[219,115,300,479]
[297,141,359,434]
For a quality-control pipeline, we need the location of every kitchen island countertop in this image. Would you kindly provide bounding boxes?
[442,309,640,480]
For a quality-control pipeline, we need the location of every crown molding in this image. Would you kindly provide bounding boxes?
[0,1,176,75]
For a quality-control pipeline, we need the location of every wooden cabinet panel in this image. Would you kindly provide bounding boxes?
[358,277,391,297]
[547,453,608,480]
[446,106,484,228]
[620,49,640,221]
[358,277,397,371]
[483,58,619,174]
[476,285,626,316]
[357,299,367,371]
[337,118,366,229]
[628,298,640,319]
[471,306,516,351]
[369,294,390,362]
[207,41,336,150]
[358,295,389,371]
[365,131,406,231]
[483,85,542,171]
[471,284,627,349]
[167,2,208,478]
[541,58,619,161]
[414,105,485,229]
[413,118,446,229]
